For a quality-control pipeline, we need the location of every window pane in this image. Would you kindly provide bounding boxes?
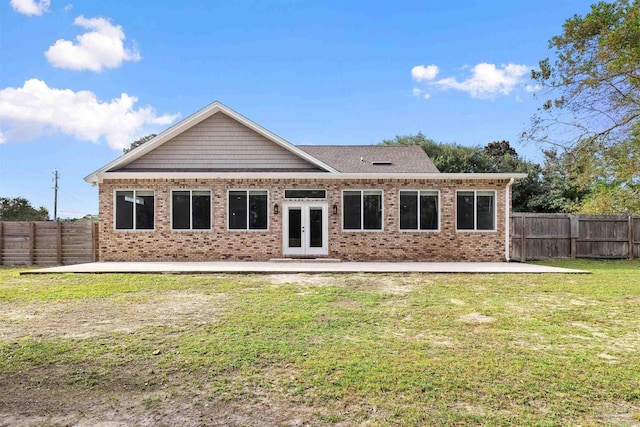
[457,191,475,230]
[249,191,267,230]
[477,193,495,230]
[172,191,190,230]
[400,191,418,230]
[420,192,438,230]
[229,191,247,229]
[115,191,134,229]
[363,191,382,230]
[343,191,361,230]
[284,189,326,199]
[136,193,154,230]
[192,192,211,229]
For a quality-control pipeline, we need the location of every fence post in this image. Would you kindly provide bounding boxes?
[0,222,3,266]
[29,222,36,266]
[630,215,635,260]
[92,222,98,262]
[521,215,526,262]
[570,214,579,259]
[56,221,62,265]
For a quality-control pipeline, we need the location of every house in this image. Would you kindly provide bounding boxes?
[85,101,527,262]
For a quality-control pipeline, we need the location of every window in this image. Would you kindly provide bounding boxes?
[115,190,154,230]
[343,190,383,230]
[456,190,496,231]
[399,190,439,230]
[284,189,326,199]
[172,190,211,230]
[228,190,268,230]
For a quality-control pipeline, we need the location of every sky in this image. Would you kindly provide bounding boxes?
[0,0,593,218]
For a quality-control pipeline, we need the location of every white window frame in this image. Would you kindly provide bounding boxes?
[455,189,497,232]
[113,189,155,231]
[226,189,270,231]
[341,189,384,232]
[170,189,212,231]
[398,189,440,232]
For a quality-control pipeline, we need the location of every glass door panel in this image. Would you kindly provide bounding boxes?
[288,208,302,248]
[309,207,323,248]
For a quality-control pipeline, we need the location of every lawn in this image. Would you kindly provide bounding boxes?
[0,260,639,426]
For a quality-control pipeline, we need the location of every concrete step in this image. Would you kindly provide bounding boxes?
[269,258,342,263]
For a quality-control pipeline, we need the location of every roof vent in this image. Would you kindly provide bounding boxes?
[371,161,392,165]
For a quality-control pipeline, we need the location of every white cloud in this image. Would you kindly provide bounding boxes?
[435,63,529,99]
[10,0,50,15]
[63,3,72,12]
[411,65,439,82]
[412,88,432,100]
[45,15,141,72]
[0,79,180,150]
[0,130,5,144]
[525,83,542,93]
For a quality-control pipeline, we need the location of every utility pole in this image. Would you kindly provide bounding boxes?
[53,170,59,222]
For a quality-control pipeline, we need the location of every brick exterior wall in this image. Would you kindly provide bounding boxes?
[98,178,511,262]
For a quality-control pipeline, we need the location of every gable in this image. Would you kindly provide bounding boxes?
[117,111,320,171]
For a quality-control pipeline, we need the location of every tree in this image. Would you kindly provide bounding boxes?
[62,214,99,222]
[123,134,157,153]
[484,140,518,158]
[525,0,640,212]
[0,197,49,221]
[525,150,590,212]
[381,132,494,172]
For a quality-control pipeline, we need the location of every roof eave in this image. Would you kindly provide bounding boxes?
[89,171,529,184]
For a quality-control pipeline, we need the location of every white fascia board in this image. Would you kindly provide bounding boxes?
[84,101,338,184]
[89,171,529,184]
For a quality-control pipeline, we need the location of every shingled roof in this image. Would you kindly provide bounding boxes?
[297,145,439,173]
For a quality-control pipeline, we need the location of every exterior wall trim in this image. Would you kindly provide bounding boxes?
[92,171,528,184]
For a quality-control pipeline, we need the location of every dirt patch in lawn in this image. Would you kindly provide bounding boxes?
[263,273,416,296]
[0,364,323,427]
[458,313,497,324]
[0,291,229,340]
[260,274,340,286]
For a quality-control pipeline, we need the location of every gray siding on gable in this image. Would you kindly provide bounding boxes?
[119,112,317,171]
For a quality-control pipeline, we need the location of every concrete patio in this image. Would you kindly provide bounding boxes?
[23,261,588,274]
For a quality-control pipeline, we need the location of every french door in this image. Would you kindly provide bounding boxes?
[283,202,328,256]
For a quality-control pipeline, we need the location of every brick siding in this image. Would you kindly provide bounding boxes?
[99,178,510,262]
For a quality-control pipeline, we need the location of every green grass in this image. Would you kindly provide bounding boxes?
[1,261,639,425]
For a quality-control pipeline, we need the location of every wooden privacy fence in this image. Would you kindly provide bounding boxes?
[2,216,639,265]
[511,214,639,261]
[0,222,98,266]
